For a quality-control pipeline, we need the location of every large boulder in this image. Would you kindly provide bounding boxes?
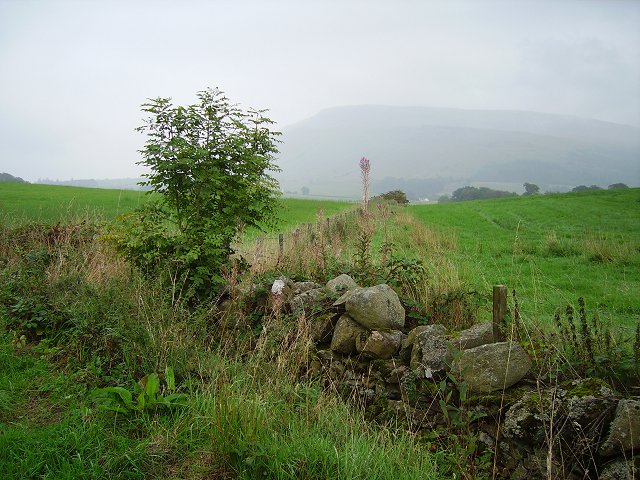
[326,274,358,293]
[355,330,405,359]
[600,399,640,456]
[453,342,531,393]
[451,322,494,350]
[330,314,367,354]
[409,325,451,379]
[345,284,405,330]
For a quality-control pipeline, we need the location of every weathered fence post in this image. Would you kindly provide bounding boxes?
[278,233,284,263]
[493,285,508,341]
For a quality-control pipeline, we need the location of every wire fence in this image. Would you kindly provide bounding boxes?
[233,209,363,271]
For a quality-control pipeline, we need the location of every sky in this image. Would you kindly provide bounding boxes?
[1,0,639,182]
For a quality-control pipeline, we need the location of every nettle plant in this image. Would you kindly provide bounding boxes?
[115,88,281,300]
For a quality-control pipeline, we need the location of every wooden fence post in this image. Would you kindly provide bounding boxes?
[493,285,508,341]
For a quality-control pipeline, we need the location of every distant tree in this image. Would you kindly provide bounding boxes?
[450,186,517,202]
[608,183,629,190]
[0,172,27,183]
[572,185,602,193]
[522,182,540,196]
[301,186,310,196]
[372,190,409,205]
[438,194,451,203]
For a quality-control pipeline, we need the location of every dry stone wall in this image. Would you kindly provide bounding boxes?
[268,274,640,479]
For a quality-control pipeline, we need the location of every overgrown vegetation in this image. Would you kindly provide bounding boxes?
[2,185,639,479]
[0,218,443,479]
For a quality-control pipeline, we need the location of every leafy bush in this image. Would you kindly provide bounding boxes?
[114,88,281,299]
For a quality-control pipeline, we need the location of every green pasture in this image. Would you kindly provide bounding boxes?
[0,183,147,225]
[0,183,354,231]
[408,189,640,330]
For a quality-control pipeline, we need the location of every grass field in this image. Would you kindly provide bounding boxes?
[0,183,354,231]
[407,188,640,330]
[0,183,147,225]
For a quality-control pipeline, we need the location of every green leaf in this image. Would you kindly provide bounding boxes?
[145,373,161,403]
[164,393,188,406]
[165,366,176,392]
[137,391,147,410]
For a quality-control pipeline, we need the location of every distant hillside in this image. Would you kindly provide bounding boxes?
[0,172,27,183]
[275,106,640,199]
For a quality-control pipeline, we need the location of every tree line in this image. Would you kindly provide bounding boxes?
[437,182,630,203]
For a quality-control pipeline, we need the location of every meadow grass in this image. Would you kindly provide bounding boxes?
[407,189,640,330]
[0,183,354,232]
[0,183,147,225]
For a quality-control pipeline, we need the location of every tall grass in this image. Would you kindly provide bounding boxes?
[0,217,444,479]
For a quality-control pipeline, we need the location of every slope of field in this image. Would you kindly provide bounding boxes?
[408,189,640,329]
[0,183,353,231]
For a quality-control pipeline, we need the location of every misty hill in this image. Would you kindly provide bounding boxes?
[275,106,640,199]
[0,172,27,183]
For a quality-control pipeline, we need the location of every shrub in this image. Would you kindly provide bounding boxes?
[114,88,281,300]
[372,190,409,205]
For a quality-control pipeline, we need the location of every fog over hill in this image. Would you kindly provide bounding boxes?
[275,106,640,200]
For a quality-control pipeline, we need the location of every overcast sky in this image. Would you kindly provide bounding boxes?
[1,0,639,182]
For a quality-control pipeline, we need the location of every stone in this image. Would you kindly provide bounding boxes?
[309,312,338,343]
[453,342,531,393]
[410,326,452,378]
[326,274,358,293]
[345,284,405,330]
[316,349,340,363]
[452,322,494,350]
[268,276,294,309]
[600,399,640,456]
[293,281,322,295]
[332,287,363,308]
[599,458,639,480]
[399,324,447,362]
[355,330,406,359]
[503,378,617,455]
[290,288,325,314]
[386,365,408,384]
[330,314,367,354]
[503,389,558,445]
